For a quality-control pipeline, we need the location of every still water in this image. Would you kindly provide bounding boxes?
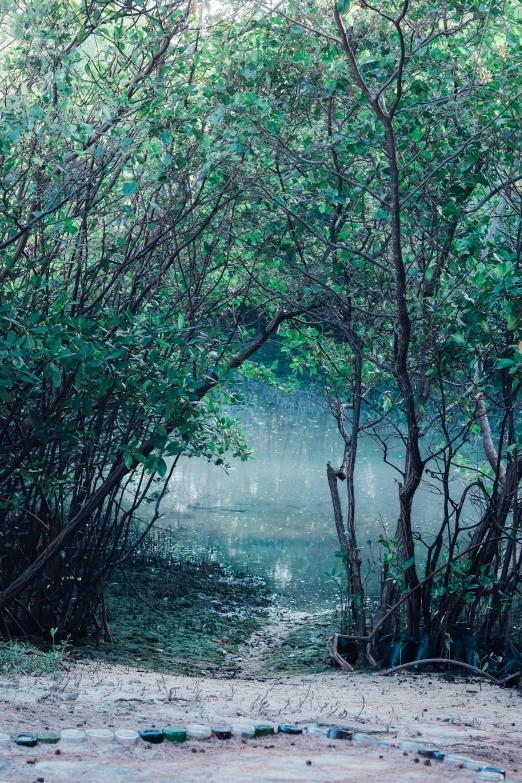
[160,385,464,610]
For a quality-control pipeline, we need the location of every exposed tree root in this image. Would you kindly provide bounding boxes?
[380,658,499,682]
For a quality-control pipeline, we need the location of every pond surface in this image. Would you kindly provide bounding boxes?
[160,384,470,611]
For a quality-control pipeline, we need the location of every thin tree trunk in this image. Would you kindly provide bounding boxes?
[327,456,350,554]
[326,349,366,660]
[345,352,366,652]
[333,6,424,637]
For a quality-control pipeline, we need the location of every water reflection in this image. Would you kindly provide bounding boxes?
[160,385,460,609]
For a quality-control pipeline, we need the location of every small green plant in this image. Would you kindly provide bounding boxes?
[0,638,71,678]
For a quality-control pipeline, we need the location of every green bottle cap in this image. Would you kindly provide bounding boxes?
[327,728,352,741]
[37,732,60,744]
[278,724,303,735]
[254,724,274,737]
[162,726,187,743]
[12,732,37,747]
[138,728,163,744]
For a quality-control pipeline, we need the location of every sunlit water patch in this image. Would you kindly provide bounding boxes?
[156,384,476,610]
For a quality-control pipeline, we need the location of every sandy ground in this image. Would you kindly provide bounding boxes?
[1,658,521,783]
[1,610,521,782]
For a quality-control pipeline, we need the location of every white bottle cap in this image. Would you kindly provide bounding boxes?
[187,724,212,740]
[60,729,86,743]
[86,729,114,744]
[115,729,139,745]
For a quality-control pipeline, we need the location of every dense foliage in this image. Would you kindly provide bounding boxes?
[1,0,522,671]
[0,0,294,637]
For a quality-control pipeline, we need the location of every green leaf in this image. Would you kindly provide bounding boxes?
[177,313,184,329]
[49,364,61,387]
[156,457,167,478]
[506,311,521,331]
[29,410,43,430]
[123,181,138,197]
[450,333,466,347]
[403,557,415,570]
[337,0,350,12]
[144,454,156,471]
[443,202,460,217]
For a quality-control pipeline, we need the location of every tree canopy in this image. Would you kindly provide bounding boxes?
[1,0,522,666]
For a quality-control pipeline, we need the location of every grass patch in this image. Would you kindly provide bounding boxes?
[0,639,71,678]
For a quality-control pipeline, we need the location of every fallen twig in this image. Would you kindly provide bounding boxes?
[355,695,365,720]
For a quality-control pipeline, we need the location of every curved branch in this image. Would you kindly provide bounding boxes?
[380,658,498,683]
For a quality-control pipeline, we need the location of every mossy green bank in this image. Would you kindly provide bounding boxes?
[76,557,271,676]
